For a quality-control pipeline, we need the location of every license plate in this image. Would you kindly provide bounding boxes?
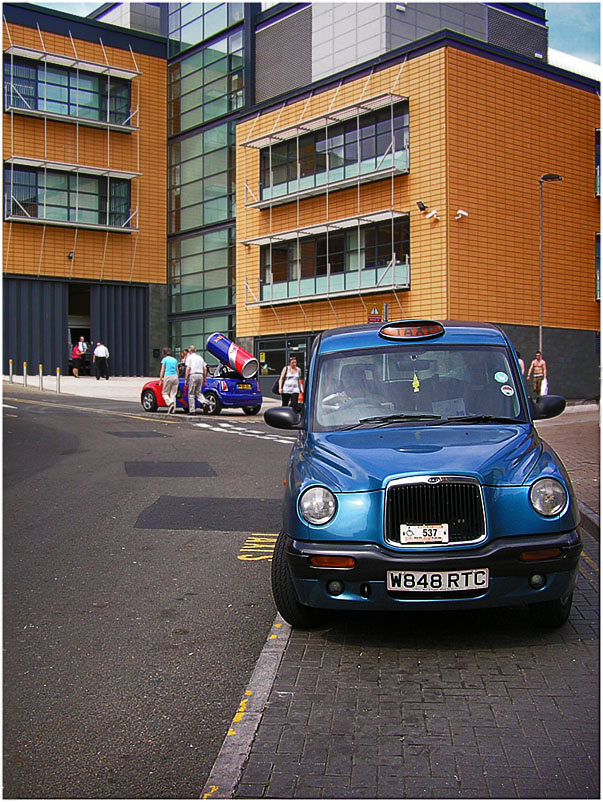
[400,524,449,544]
[237,383,252,390]
[387,568,489,592]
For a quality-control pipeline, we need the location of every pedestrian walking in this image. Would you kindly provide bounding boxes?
[71,343,82,378]
[184,345,207,414]
[159,347,179,413]
[527,351,547,399]
[279,356,303,412]
[93,341,110,380]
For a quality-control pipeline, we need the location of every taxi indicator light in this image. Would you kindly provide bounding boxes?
[379,320,445,340]
[310,555,356,569]
[519,548,562,562]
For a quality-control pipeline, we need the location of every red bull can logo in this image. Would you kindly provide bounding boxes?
[206,333,259,379]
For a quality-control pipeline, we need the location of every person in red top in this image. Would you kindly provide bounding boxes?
[71,343,82,378]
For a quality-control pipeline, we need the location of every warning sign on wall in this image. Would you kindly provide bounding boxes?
[368,306,382,323]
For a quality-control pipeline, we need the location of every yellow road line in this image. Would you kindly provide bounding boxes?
[581,552,599,573]
[3,396,177,424]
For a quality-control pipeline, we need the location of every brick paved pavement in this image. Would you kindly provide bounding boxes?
[230,405,600,800]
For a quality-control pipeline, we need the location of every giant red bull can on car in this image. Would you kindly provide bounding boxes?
[206,333,259,379]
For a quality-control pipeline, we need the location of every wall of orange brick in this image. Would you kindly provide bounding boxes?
[235,45,599,340]
[3,22,167,286]
[446,48,599,332]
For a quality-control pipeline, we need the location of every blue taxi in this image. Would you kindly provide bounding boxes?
[265,320,582,628]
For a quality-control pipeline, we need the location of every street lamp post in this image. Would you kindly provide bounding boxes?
[538,173,563,353]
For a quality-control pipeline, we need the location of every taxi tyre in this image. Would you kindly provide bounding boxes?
[141,389,158,412]
[528,592,573,628]
[205,391,222,415]
[271,531,327,629]
[243,404,261,415]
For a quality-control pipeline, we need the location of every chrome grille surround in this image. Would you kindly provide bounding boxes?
[384,475,487,547]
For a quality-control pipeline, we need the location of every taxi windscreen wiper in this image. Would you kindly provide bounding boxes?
[341,413,442,430]
[439,414,522,425]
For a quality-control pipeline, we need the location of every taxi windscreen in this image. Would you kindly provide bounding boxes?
[312,344,526,430]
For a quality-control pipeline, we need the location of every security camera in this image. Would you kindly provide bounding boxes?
[416,201,427,212]
[455,209,469,220]
[426,209,439,220]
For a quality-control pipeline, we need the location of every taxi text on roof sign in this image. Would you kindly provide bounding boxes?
[379,320,445,340]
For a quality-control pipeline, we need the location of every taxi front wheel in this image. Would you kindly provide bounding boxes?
[529,592,573,628]
[271,533,326,629]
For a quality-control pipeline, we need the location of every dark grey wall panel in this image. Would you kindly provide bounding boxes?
[3,277,69,374]
[90,283,149,376]
[255,7,312,103]
[500,323,599,401]
[387,3,488,51]
[487,7,548,60]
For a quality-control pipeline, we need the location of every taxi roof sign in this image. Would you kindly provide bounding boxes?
[379,320,445,340]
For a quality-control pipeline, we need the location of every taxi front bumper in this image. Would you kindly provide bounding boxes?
[284,529,583,611]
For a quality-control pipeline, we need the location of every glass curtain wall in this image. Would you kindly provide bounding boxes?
[168,26,244,135]
[167,3,245,354]
[168,122,235,233]
[168,225,236,313]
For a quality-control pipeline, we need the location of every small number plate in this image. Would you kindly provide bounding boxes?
[387,568,489,592]
[400,523,449,544]
[237,383,252,390]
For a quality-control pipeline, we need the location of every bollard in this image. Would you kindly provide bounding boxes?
[9,359,13,383]
[56,367,61,394]
[23,362,27,387]
[39,364,43,391]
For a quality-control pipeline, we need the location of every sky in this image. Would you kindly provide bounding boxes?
[28,1,602,66]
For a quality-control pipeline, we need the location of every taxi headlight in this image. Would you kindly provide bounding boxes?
[530,478,567,517]
[299,486,337,525]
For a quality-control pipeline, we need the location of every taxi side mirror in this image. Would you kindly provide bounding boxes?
[533,394,566,420]
[264,406,304,430]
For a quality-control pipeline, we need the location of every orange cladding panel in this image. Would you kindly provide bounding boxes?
[446,49,599,331]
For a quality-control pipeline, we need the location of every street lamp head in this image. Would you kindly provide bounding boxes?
[539,173,563,183]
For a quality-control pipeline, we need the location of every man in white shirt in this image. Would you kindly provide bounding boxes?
[93,341,110,380]
[184,345,207,414]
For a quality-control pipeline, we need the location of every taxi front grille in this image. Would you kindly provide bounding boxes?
[384,477,486,546]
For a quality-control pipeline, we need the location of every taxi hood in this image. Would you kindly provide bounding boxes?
[297,424,541,492]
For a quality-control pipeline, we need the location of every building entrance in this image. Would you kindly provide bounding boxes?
[257,333,316,396]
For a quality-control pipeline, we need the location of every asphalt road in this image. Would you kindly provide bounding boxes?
[3,391,294,798]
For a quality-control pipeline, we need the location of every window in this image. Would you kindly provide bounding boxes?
[168,2,244,57]
[4,167,132,228]
[168,122,235,233]
[259,101,409,200]
[168,29,244,135]
[4,58,131,126]
[168,225,236,313]
[259,218,410,301]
